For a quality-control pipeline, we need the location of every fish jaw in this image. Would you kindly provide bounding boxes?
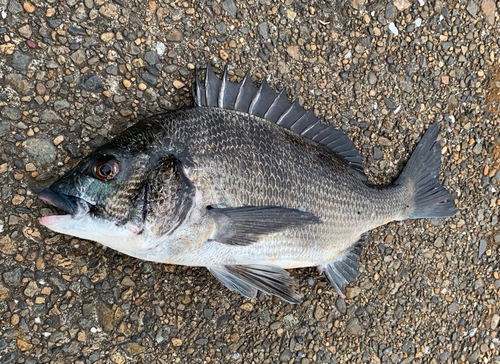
[38,188,153,253]
[39,212,157,253]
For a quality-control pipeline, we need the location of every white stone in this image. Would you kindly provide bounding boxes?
[156,42,166,56]
[389,22,399,35]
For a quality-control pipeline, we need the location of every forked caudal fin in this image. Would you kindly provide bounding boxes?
[395,122,457,219]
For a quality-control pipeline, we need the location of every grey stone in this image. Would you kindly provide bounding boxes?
[269,321,281,330]
[144,89,157,102]
[346,318,362,335]
[0,351,21,364]
[478,239,487,258]
[373,147,383,160]
[368,71,377,85]
[385,98,397,109]
[0,121,11,137]
[195,338,208,345]
[203,308,214,319]
[68,26,86,36]
[54,100,70,111]
[5,74,32,93]
[258,22,269,39]
[3,268,22,286]
[72,4,88,21]
[49,331,65,343]
[144,50,159,65]
[78,74,102,91]
[142,73,157,86]
[89,350,100,362]
[441,42,452,51]
[397,75,413,93]
[222,0,237,18]
[48,19,62,28]
[354,43,364,53]
[215,22,227,35]
[40,110,61,123]
[360,36,371,48]
[467,2,478,17]
[8,0,22,13]
[11,51,31,74]
[71,49,86,65]
[492,314,500,330]
[85,115,103,128]
[474,278,484,290]
[448,302,460,313]
[106,65,118,75]
[49,275,68,291]
[336,298,346,314]
[22,136,57,164]
[166,28,183,42]
[385,3,397,19]
[46,60,60,69]
[280,350,292,361]
[473,142,482,154]
[3,107,21,121]
[434,237,443,248]
[165,65,178,73]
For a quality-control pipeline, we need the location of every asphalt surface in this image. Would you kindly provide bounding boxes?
[0,0,499,363]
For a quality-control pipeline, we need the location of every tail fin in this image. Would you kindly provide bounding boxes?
[395,122,457,219]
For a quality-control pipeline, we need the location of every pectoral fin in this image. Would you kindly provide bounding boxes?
[318,234,367,298]
[208,265,301,304]
[207,205,321,246]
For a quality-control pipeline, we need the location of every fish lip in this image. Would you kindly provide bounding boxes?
[38,188,90,219]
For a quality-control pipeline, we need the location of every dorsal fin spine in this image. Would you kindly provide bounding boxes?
[248,81,264,114]
[263,88,286,120]
[234,71,251,112]
[276,101,296,125]
[290,109,313,132]
[218,67,227,108]
[300,119,320,135]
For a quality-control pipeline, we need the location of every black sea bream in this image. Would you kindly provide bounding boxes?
[39,64,457,303]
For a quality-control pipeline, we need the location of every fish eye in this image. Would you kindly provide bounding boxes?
[93,158,120,181]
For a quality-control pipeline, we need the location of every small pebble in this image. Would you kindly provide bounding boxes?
[23,2,35,12]
[53,135,64,146]
[35,83,46,95]
[173,80,185,89]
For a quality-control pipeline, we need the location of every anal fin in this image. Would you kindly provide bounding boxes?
[208,265,301,304]
[318,234,366,298]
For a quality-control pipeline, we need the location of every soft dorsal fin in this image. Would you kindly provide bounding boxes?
[193,63,365,177]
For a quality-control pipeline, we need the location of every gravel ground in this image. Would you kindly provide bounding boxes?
[1,0,499,363]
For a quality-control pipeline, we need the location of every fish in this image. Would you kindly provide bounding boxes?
[38,64,457,303]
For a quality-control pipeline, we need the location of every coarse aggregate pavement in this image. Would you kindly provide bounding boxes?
[0,0,499,363]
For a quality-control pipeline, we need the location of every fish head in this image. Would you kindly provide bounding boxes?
[38,144,166,252]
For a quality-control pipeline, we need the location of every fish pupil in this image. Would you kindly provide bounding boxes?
[100,164,112,176]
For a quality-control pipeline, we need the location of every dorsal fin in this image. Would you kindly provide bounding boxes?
[193,63,365,177]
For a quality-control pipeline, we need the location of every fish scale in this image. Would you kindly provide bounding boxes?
[38,65,456,303]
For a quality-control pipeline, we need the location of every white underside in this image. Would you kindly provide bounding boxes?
[39,214,156,252]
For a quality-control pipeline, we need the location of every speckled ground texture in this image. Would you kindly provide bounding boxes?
[0,0,499,363]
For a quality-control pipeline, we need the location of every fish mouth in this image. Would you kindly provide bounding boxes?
[38,188,91,226]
